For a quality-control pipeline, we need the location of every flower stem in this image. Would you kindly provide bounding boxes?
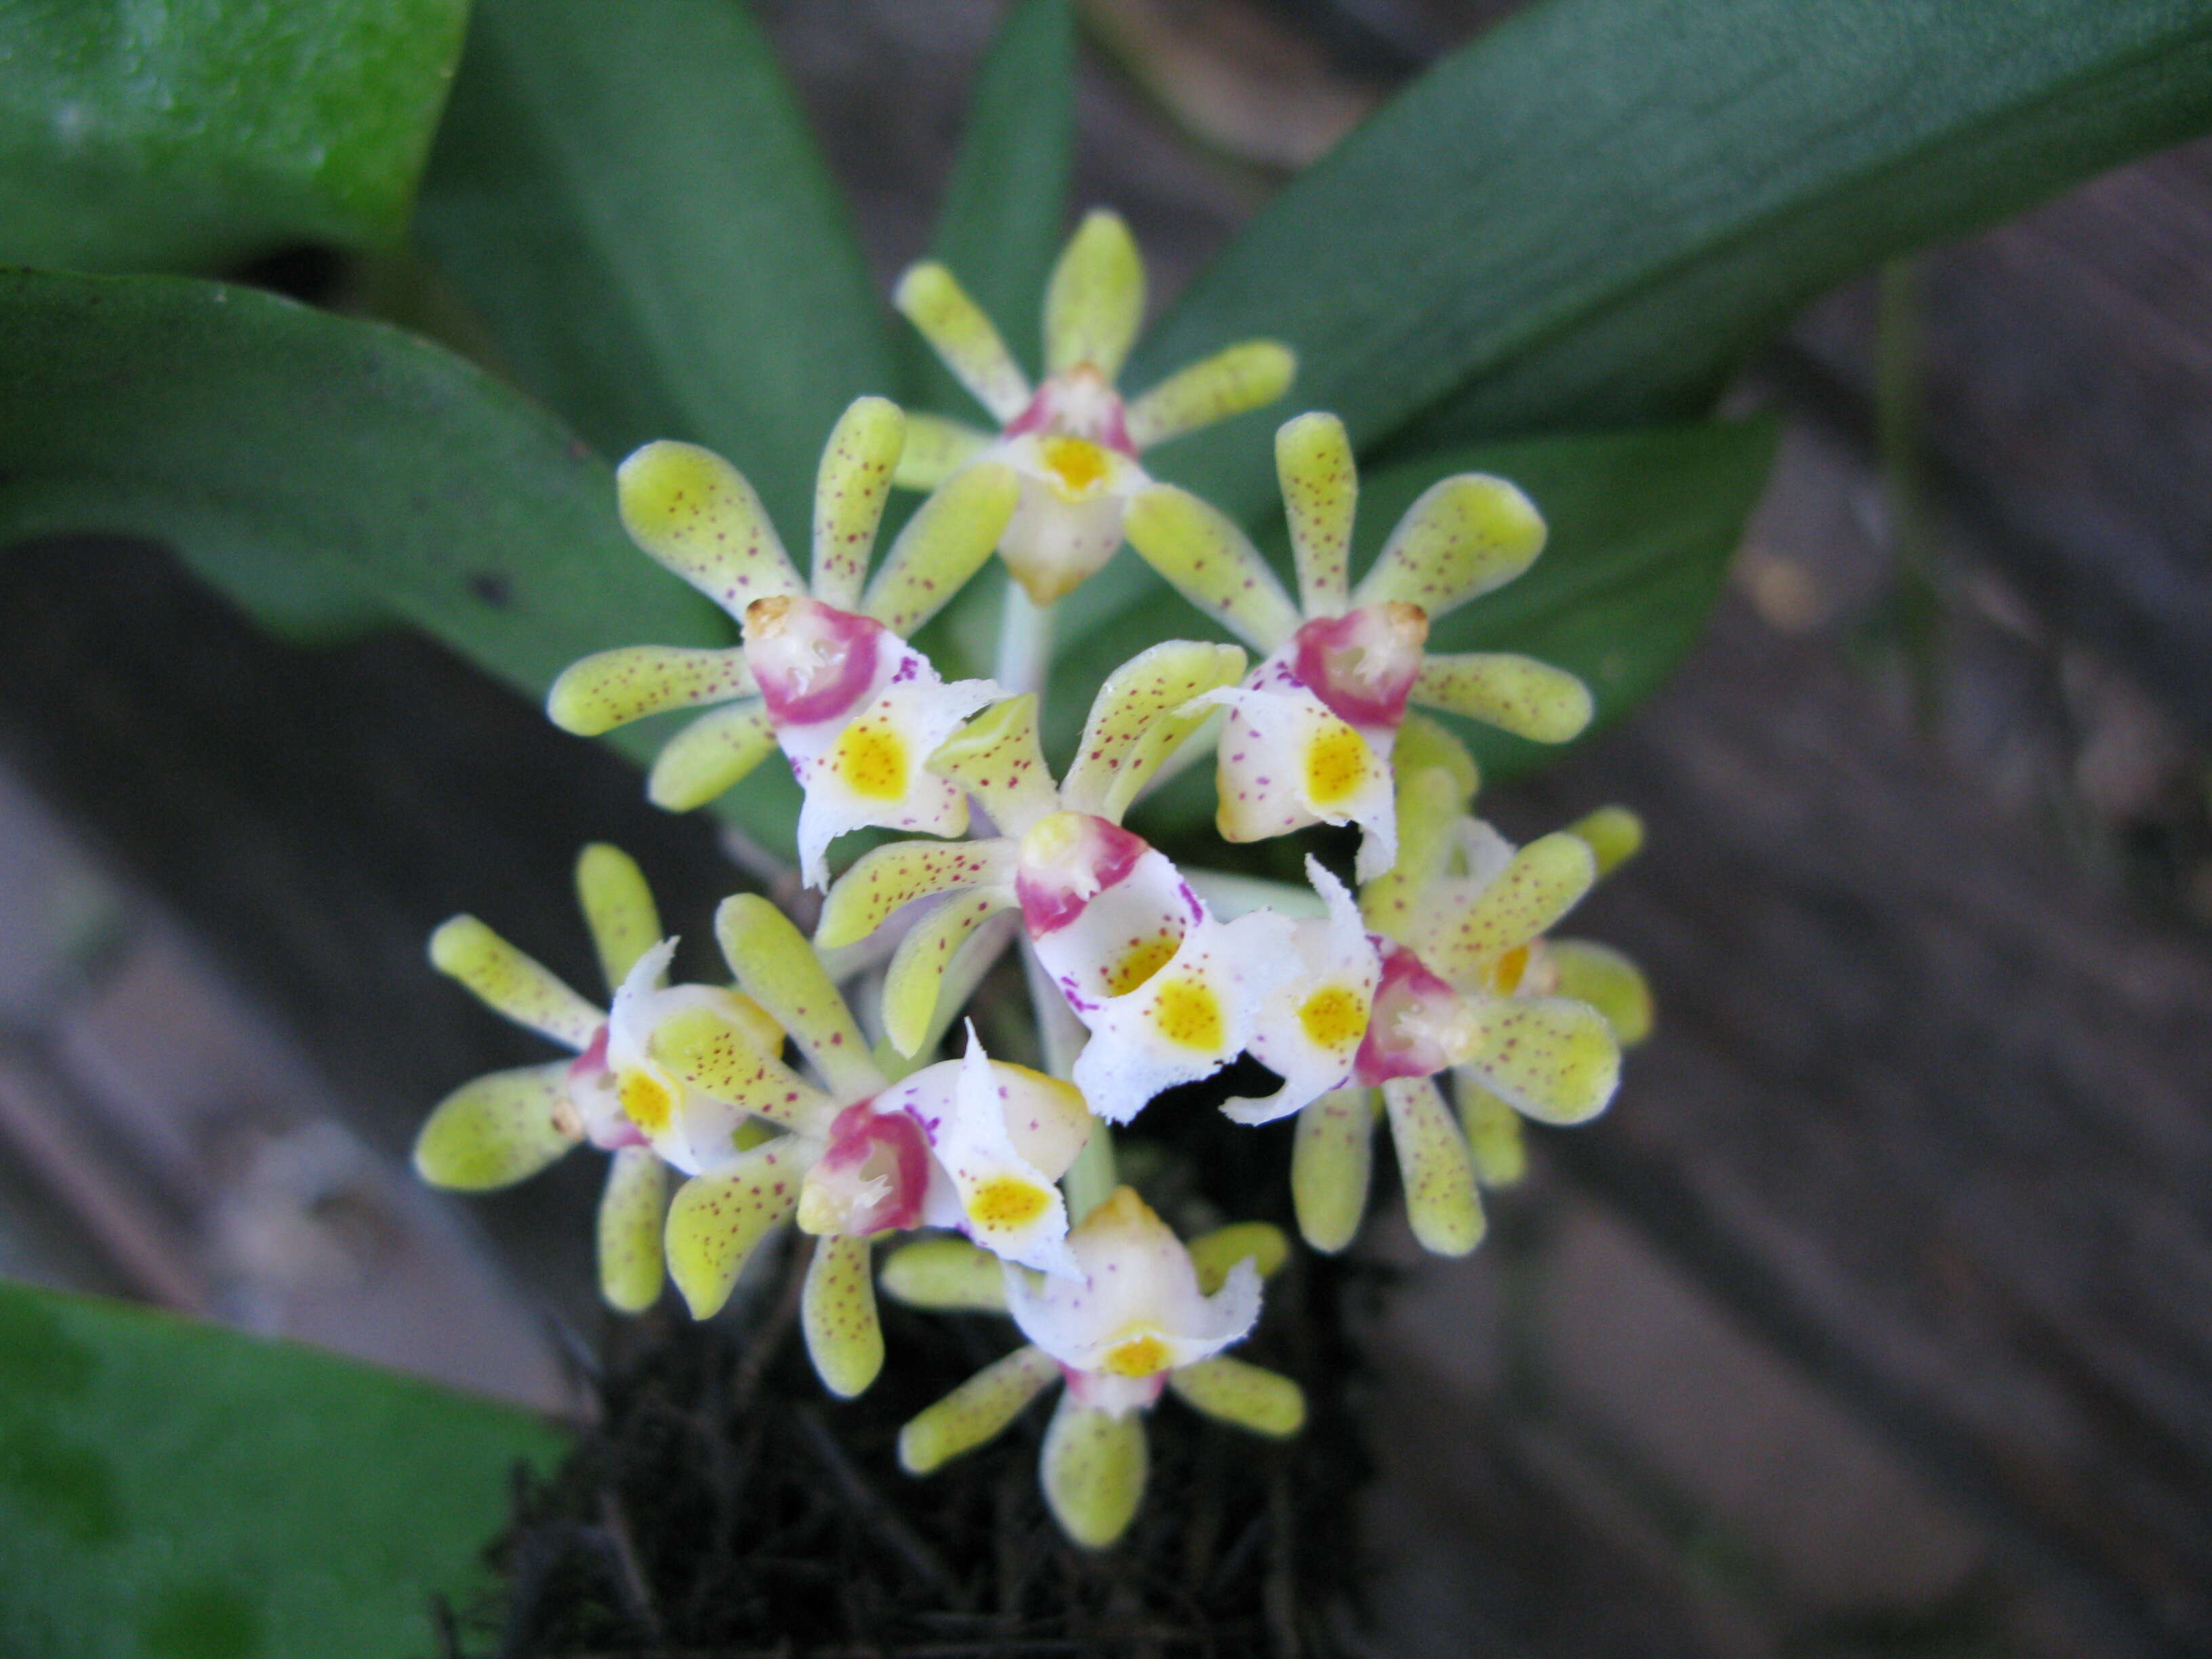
[993,579,1056,699]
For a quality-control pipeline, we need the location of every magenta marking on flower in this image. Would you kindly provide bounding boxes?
[745,594,886,726]
[1353,940,1465,1085]
[1290,606,1427,731]
[814,1099,933,1235]
[1016,815,1148,936]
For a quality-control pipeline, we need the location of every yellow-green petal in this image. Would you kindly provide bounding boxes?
[878,1235,1009,1311]
[413,1062,579,1191]
[546,644,755,737]
[1122,483,1301,653]
[1123,340,1296,453]
[1547,938,1653,1046]
[930,695,1060,839]
[811,396,905,611]
[646,698,777,812]
[428,916,602,1050]
[1417,832,1597,987]
[714,895,879,1101]
[1040,1393,1148,1549]
[1187,1222,1290,1294]
[1382,1076,1484,1257]
[899,1345,1059,1475]
[1291,1086,1376,1254]
[1461,996,1620,1126]
[1359,760,1475,944]
[1168,1357,1305,1438]
[597,1145,668,1314]
[649,1004,836,1132]
[1395,712,1480,804]
[894,411,995,491]
[1412,653,1593,744]
[617,440,802,617]
[1455,1078,1528,1188]
[1352,472,1546,619]
[1061,639,1249,821]
[802,1232,884,1399]
[863,460,1020,637]
[884,887,1017,1058]
[663,1143,806,1318]
[1276,411,1356,617]
[893,261,1031,424]
[1569,805,1644,878]
[1044,209,1144,382]
[817,839,1008,950]
[576,843,662,994]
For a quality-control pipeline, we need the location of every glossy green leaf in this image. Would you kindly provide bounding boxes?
[904,0,1075,407]
[1099,418,1777,835]
[1134,0,2212,521]
[0,268,804,850]
[0,1278,567,1659]
[415,0,894,535]
[0,0,468,273]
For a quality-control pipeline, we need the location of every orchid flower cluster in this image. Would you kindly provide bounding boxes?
[414,212,1650,1549]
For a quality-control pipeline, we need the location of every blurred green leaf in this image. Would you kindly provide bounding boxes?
[0,268,803,849]
[905,0,1075,406]
[0,1277,567,1659]
[0,0,468,272]
[415,0,894,535]
[1091,419,1778,837]
[1135,0,2212,521]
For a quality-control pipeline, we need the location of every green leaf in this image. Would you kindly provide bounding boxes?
[415,0,895,535]
[1133,0,2212,521]
[1097,418,1778,836]
[0,0,468,272]
[905,0,1076,405]
[0,268,804,851]
[0,1278,567,1659]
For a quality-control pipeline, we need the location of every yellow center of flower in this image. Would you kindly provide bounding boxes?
[617,1068,674,1135]
[968,1176,1051,1229]
[1101,1334,1171,1377]
[833,720,908,800]
[1106,934,1179,996]
[1150,979,1225,1051]
[1296,985,1369,1051]
[1303,722,1372,808]
[1040,435,1110,499]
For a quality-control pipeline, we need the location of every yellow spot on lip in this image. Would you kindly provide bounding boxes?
[1040,435,1109,499]
[618,1068,675,1134]
[1106,934,1178,997]
[968,1176,1051,1229]
[834,720,908,800]
[1150,979,1224,1051]
[1101,1332,1170,1377]
[1303,722,1374,808]
[1483,945,1532,996]
[1296,985,1368,1050]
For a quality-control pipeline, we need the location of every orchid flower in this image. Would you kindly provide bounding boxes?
[812,641,1313,1127]
[1290,735,1643,1257]
[1123,411,1594,882]
[646,894,1091,1397]
[412,844,783,1313]
[546,396,1020,886]
[893,209,1294,604]
[892,1187,1303,1548]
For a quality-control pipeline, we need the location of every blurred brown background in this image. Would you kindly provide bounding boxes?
[3,3,2209,1655]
